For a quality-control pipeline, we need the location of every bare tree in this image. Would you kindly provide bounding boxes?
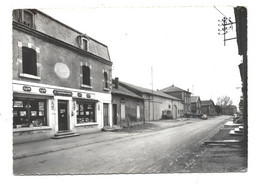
[216,96,233,106]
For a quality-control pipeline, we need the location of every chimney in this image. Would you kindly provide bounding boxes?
[115,77,119,89]
[172,84,174,87]
[187,89,189,92]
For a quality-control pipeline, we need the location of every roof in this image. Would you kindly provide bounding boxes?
[201,100,215,106]
[112,84,143,100]
[191,96,200,103]
[160,85,191,94]
[119,81,181,101]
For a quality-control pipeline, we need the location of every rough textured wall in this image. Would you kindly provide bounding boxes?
[13,29,112,93]
[112,95,144,128]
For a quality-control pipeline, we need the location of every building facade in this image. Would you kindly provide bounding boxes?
[12,9,113,143]
[201,100,217,116]
[119,81,183,121]
[221,105,237,115]
[160,85,191,116]
[112,78,145,128]
[191,96,202,116]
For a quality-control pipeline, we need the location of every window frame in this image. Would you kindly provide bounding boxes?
[81,38,89,51]
[82,65,91,86]
[22,46,37,76]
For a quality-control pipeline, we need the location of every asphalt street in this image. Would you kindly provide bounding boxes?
[13,116,230,174]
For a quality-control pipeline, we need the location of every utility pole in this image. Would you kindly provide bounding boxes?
[218,16,236,46]
[151,66,154,121]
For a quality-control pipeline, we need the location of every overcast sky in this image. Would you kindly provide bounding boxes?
[40,6,243,106]
[41,6,242,106]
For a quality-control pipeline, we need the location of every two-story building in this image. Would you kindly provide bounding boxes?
[191,96,202,116]
[160,85,191,117]
[119,81,183,121]
[12,9,113,143]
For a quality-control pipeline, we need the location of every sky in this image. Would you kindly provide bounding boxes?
[41,6,242,107]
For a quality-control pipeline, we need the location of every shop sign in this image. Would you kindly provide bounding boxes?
[77,92,82,97]
[39,88,47,94]
[23,86,31,92]
[86,93,91,98]
[53,89,72,97]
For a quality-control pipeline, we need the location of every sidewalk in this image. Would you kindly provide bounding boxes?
[13,118,194,160]
[185,121,247,173]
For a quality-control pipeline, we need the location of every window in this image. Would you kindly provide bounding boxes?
[22,47,37,76]
[137,105,140,119]
[13,9,35,28]
[82,39,88,51]
[23,10,33,27]
[13,98,47,128]
[82,66,90,86]
[104,71,108,89]
[121,103,125,120]
[76,102,96,123]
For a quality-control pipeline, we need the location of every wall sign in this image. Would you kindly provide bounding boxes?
[23,86,31,92]
[53,89,72,96]
[39,88,47,93]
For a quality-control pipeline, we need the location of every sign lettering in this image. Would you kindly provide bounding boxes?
[53,89,72,97]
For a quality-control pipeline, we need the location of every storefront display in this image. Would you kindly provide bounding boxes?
[76,102,96,124]
[13,98,47,128]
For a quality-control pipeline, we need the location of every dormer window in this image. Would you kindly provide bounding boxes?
[82,38,89,51]
[13,9,36,28]
[23,10,33,27]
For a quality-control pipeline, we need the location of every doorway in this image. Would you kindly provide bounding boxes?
[58,100,68,131]
[103,103,109,126]
[112,104,117,125]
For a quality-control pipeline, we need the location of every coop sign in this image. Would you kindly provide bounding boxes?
[53,89,73,96]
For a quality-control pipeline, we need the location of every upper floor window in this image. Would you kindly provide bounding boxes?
[82,65,90,86]
[13,9,35,28]
[82,39,88,51]
[23,10,33,27]
[22,47,37,76]
[104,71,108,89]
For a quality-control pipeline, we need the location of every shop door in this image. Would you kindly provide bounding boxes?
[112,104,117,125]
[103,103,109,126]
[58,100,68,131]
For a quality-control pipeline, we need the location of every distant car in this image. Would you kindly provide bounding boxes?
[200,114,208,120]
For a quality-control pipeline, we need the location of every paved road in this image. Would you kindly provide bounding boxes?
[14,116,230,174]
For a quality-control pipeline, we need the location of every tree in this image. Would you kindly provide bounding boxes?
[216,96,233,106]
[215,105,222,115]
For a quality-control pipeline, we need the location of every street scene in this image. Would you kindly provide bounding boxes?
[13,115,246,174]
[11,5,247,175]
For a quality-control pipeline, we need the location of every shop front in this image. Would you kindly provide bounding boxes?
[13,80,112,144]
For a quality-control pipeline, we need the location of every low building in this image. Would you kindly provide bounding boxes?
[201,100,217,116]
[160,85,191,116]
[112,78,145,128]
[221,105,237,115]
[12,9,113,143]
[119,81,183,121]
[191,96,202,116]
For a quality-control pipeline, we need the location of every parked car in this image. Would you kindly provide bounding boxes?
[162,110,173,119]
[200,114,208,120]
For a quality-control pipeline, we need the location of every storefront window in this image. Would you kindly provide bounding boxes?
[76,102,96,123]
[13,98,47,128]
